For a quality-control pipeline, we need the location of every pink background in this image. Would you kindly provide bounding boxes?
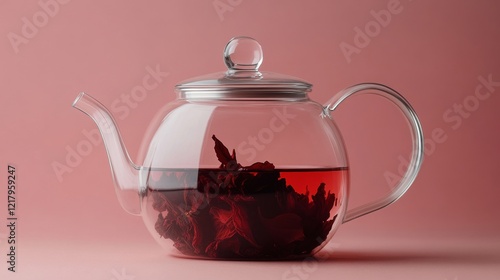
[1,0,499,279]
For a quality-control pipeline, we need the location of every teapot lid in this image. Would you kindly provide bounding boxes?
[176,36,312,99]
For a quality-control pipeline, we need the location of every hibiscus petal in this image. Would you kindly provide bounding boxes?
[206,234,241,258]
[260,213,305,246]
[244,161,275,170]
[232,203,260,247]
[210,205,233,225]
[212,135,233,166]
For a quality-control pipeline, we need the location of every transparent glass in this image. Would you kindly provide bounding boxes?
[72,92,142,215]
[138,97,350,259]
[71,36,423,260]
[325,83,424,222]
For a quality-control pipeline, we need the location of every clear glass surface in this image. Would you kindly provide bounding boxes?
[325,83,424,223]
[71,37,423,260]
[139,97,350,259]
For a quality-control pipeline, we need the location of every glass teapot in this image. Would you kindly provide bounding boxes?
[72,36,423,260]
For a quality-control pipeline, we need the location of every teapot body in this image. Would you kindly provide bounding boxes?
[72,36,423,260]
[139,97,349,259]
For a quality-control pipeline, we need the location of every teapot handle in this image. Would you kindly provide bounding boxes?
[324,83,424,223]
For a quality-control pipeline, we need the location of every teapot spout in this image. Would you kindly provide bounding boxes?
[72,92,142,215]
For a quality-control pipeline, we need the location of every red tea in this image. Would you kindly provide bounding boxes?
[147,167,347,259]
[145,136,348,259]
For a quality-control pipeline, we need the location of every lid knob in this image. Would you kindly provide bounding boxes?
[224,36,263,74]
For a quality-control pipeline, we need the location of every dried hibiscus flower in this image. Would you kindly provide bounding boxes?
[151,135,339,259]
